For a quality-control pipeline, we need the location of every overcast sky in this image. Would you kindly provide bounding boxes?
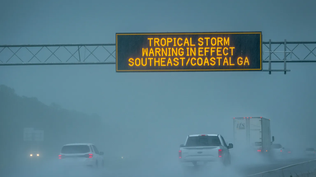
[1,0,316,152]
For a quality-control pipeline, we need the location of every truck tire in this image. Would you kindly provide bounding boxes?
[95,161,98,168]
[223,158,231,166]
[192,161,197,167]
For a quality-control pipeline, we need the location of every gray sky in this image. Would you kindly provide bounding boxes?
[1,0,316,153]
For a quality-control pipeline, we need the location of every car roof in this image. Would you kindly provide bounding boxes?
[188,134,219,137]
[63,143,94,146]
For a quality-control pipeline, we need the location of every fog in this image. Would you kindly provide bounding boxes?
[1,0,316,177]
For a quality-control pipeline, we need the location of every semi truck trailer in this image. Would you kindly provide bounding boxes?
[233,117,274,155]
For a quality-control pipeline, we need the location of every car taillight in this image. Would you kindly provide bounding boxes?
[58,155,62,159]
[179,150,182,158]
[84,153,93,158]
[257,149,262,152]
[280,150,282,152]
[218,149,222,157]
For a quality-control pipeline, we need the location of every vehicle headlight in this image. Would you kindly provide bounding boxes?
[37,154,40,157]
[30,154,33,157]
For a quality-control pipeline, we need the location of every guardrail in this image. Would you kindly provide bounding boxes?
[247,159,316,177]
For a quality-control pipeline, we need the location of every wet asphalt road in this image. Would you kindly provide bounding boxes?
[1,155,315,177]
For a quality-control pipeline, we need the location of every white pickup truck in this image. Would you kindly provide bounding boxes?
[179,134,233,167]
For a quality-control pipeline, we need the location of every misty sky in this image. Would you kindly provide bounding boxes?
[1,0,316,152]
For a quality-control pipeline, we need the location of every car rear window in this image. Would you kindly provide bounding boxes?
[61,145,90,154]
[185,136,221,147]
[306,148,315,151]
[271,144,282,148]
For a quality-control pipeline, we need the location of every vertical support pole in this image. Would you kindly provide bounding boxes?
[269,39,271,74]
[78,46,81,62]
[246,118,250,146]
[284,40,287,74]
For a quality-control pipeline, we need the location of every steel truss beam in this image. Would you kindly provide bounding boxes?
[0,44,116,66]
[262,40,316,74]
[0,40,315,74]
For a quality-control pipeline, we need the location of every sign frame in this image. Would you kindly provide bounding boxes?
[116,31,262,72]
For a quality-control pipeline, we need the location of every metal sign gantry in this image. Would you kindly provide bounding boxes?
[0,40,315,74]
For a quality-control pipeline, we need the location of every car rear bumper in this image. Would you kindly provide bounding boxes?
[179,156,222,163]
[59,158,95,167]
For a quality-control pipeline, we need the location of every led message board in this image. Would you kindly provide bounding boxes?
[116,32,262,72]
